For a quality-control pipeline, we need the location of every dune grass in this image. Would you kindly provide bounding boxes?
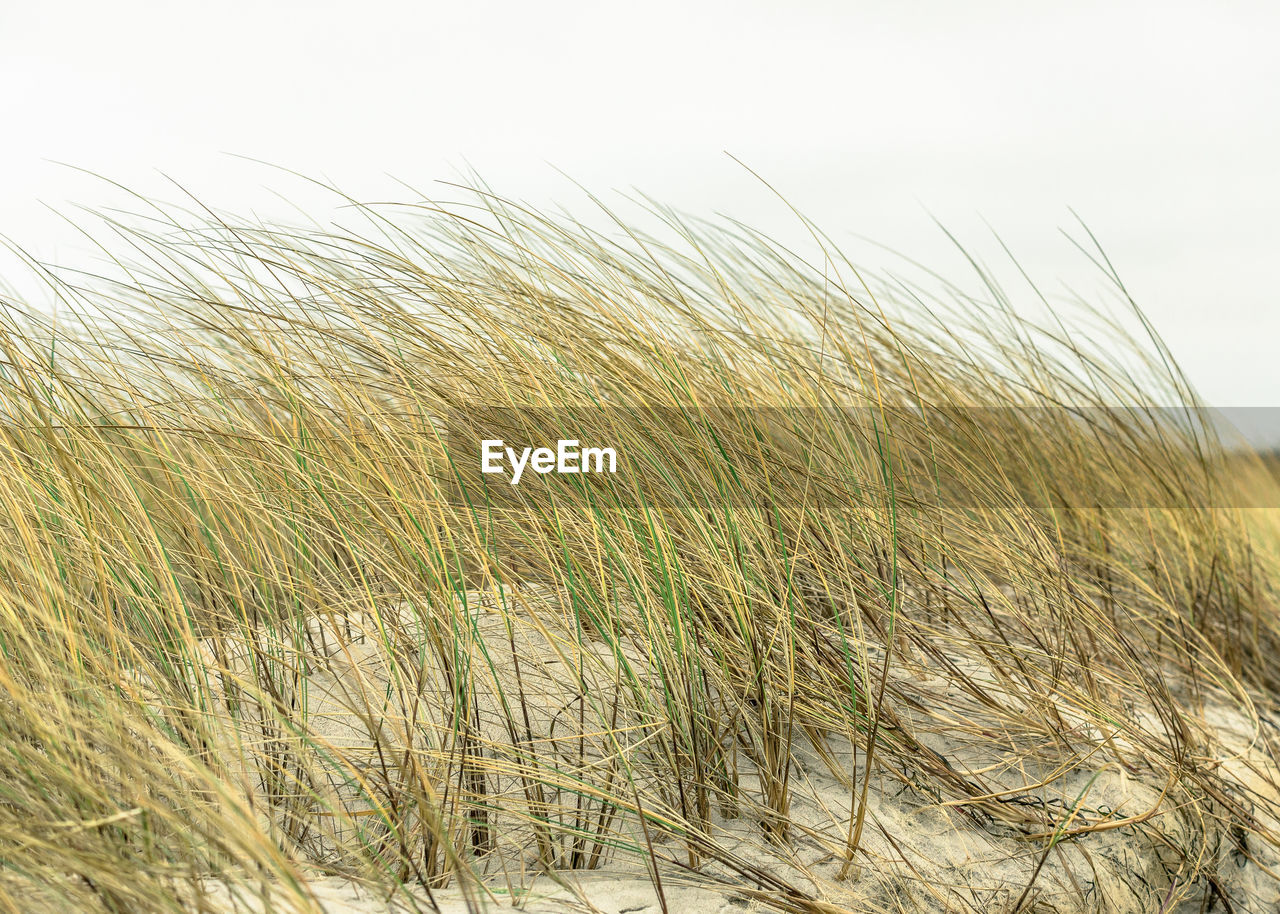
[0,182,1278,913]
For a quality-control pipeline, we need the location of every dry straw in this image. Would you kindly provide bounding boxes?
[0,179,1277,912]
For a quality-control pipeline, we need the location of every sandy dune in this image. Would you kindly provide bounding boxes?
[125,587,1280,912]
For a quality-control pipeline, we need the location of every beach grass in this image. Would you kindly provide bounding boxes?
[0,183,1278,913]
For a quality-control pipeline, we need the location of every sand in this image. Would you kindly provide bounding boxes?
[199,872,762,914]
[130,588,1280,913]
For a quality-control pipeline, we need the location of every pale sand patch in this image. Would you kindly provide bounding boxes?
[133,587,1280,912]
[200,872,762,914]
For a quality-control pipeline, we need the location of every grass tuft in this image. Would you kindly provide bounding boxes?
[0,181,1278,912]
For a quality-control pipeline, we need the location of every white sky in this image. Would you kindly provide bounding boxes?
[2,1,1277,422]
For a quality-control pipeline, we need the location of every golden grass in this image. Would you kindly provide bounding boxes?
[0,183,1277,912]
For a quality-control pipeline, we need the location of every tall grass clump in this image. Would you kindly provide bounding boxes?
[0,181,1278,913]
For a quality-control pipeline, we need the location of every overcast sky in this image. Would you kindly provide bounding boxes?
[1,1,1276,425]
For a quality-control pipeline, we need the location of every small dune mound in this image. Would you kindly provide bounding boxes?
[126,585,1280,913]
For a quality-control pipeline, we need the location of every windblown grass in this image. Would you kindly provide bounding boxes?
[0,182,1277,913]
